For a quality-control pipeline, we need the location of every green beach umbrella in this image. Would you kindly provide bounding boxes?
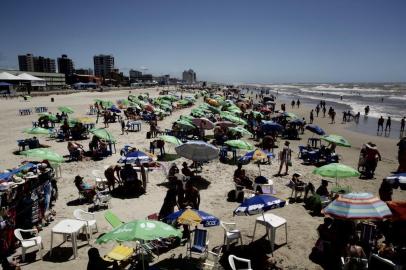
[23,127,51,135]
[180,115,195,122]
[284,112,298,119]
[20,148,64,163]
[222,114,247,125]
[321,134,351,147]
[160,104,172,111]
[313,163,360,185]
[191,109,205,118]
[225,139,254,150]
[229,126,253,137]
[90,128,116,142]
[96,220,182,243]
[206,104,221,114]
[38,113,58,122]
[178,99,191,106]
[175,120,196,130]
[159,135,183,146]
[58,106,74,114]
[226,105,242,114]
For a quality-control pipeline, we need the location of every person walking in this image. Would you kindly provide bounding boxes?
[331,110,336,124]
[315,105,320,117]
[401,117,405,132]
[291,100,295,108]
[322,106,326,117]
[310,110,314,124]
[297,99,300,108]
[277,141,292,176]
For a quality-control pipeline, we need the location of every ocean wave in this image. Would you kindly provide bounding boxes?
[388,95,406,101]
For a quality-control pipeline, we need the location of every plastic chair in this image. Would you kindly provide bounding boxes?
[221,221,243,250]
[14,228,43,262]
[188,229,209,258]
[203,246,223,270]
[228,255,252,270]
[73,209,98,239]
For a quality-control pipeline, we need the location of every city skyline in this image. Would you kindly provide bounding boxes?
[1,0,405,83]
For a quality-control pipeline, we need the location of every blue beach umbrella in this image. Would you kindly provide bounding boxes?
[234,195,286,216]
[384,173,406,190]
[305,124,326,136]
[165,209,220,227]
[108,105,122,113]
[118,150,154,164]
[260,121,284,133]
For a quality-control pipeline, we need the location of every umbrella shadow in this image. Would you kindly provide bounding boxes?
[219,238,282,269]
[190,176,211,190]
[158,153,181,162]
[110,186,143,199]
[151,255,202,270]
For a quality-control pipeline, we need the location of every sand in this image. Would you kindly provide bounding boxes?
[1,88,404,270]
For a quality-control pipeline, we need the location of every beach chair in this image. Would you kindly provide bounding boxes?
[228,255,253,270]
[187,228,209,258]
[359,222,377,251]
[104,245,135,267]
[104,210,124,228]
[203,246,223,270]
[221,221,243,250]
[340,257,368,270]
[14,228,43,262]
[73,209,98,240]
[289,180,305,201]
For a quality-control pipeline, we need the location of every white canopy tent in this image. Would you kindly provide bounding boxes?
[0,72,22,81]
[18,73,46,87]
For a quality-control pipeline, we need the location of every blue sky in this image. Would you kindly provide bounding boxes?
[1,0,405,83]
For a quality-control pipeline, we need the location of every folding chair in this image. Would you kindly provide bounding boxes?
[187,228,209,258]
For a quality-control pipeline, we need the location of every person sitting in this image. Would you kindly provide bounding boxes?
[67,141,84,160]
[343,235,367,269]
[181,162,195,178]
[61,119,70,140]
[120,164,143,194]
[316,180,330,197]
[167,163,179,183]
[87,247,118,270]
[28,136,40,149]
[74,175,96,201]
[89,135,100,152]
[234,163,253,189]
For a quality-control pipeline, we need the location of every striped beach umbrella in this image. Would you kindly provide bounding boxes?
[165,209,220,227]
[323,192,392,220]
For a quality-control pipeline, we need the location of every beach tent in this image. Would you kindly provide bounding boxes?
[0,72,22,81]
[18,73,46,87]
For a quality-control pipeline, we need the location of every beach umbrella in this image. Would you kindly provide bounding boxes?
[118,150,154,164]
[90,128,116,142]
[159,135,183,146]
[160,104,172,112]
[191,108,206,118]
[174,119,196,130]
[23,127,50,135]
[75,116,95,124]
[58,106,74,114]
[221,114,247,125]
[207,99,220,107]
[260,121,284,133]
[229,126,253,137]
[321,134,351,147]
[323,193,392,220]
[313,163,360,185]
[20,148,64,163]
[234,195,286,216]
[306,124,326,136]
[384,172,406,190]
[175,141,219,162]
[96,219,182,243]
[251,111,264,118]
[386,201,406,221]
[165,209,220,227]
[144,104,155,112]
[215,121,237,128]
[180,115,195,122]
[206,104,221,114]
[192,118,214,130]
[108,105,122,113]
[38,113,58,122]
[178,99,191,106]
[225,139,254,150]
[238,149,274,175]
[289,118,305,126]
[280,112,298,119]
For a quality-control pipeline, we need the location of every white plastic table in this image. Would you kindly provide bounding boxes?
[50,219,86,259]
[252,213,287,252]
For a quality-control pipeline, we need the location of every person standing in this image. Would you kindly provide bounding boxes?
[278,141,292,176]
[377,116,384,132]
[401,117,405,132]
[315,105,320,117]
[297,99,300,108]
[331,110,336,124]
[385,116,391,132]
[310,110,314,124]
[291,100,295,108]
[322,106,326,117]
[397,137,406,172]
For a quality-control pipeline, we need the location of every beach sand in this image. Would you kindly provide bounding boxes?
[1,88,404,269]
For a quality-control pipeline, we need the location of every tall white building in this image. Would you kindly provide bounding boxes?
[182,69,196,84]
[93,54,114,77]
